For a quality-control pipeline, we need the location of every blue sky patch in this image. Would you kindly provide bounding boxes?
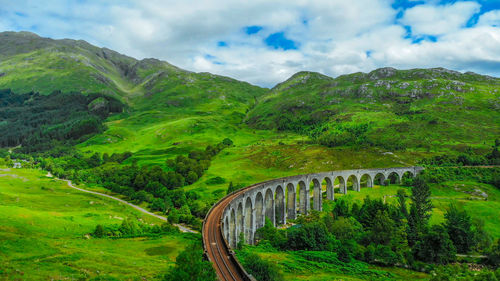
[245,25,263,35]
[392,0,425,11]
[403,25,412,39]
[15,11,27,17]
[204,54,224,65]
[264,32,298,50]
[411,35,438,43]
[204,54,216,60]
[217,41,228,47]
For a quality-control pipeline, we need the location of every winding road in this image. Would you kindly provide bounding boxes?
[49,173,196,233]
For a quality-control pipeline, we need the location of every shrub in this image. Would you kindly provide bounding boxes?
[241,252,284,281]
[163,241,216,281]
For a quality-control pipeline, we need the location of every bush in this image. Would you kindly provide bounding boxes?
[163,241,216,281]
[414,225,456,264]
[286,222,333,251]
[241,252,284,281]
[93,224,105,238]
[205,176,226,185]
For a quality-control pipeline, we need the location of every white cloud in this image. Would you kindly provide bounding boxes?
[478,10,500,27]
[400,1,481,36]
[0,0,499,87]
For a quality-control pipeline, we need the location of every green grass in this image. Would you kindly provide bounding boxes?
[0,168,192,280]
[247,69,500,153]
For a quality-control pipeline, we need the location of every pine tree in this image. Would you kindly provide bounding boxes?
[226,181,236,194]
[444,204,475,253]
[396,189,408,218]
[407,177,433,246]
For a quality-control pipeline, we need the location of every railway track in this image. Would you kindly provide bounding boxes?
[202,181,273,281]
[202,191,243,281]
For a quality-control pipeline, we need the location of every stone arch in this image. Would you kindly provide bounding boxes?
[275,185,285,225]
[255,192,264,229]
[236,202,243,244]
[374,173,386,185]
[311,178,322,211]
[388,171,400,184]
[244,197,253,244]
[360,174,373,188]
[230,208,236,248]
[286,183,296,220]
[298,180,308,215]
[323,176,334,200]
[402,170,414,179]
[264,188,274,225]
[334,176,346,194]
[346,174,359,192]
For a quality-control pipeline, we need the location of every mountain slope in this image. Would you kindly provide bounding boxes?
[0,31,266,109]
[0,31,267,161]
[247,68,500,152]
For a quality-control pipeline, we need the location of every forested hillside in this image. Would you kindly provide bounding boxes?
[0,89,124,153]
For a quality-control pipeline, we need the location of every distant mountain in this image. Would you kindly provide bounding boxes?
[0,31,266,111]
[247,68,500,152]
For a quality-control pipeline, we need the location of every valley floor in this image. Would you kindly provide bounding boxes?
[0,168,193,280]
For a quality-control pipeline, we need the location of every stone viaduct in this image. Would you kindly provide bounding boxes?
[221,166,423,247]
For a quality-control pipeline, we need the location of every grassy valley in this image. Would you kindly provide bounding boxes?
[0,31,499,280]
[0,168,192,280]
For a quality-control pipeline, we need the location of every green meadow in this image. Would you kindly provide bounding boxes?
[0,168,192,281]
[239,245,429,281]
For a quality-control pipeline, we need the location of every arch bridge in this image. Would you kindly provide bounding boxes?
[202,166,423,280]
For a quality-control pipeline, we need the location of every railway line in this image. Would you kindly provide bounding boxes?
[202,190,245,281]
[202,181,271,281]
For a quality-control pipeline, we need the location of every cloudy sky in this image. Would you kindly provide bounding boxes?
[1,0,499,87]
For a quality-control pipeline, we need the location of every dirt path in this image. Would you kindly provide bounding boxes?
[48,172,197,233]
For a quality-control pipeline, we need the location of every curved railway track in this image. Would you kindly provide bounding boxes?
[203,191,241,281]
[203,181,271,281]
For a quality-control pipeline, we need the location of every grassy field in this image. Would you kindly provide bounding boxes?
[0,168,193,281]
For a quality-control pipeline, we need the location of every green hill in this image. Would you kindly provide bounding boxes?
[0,31,267,163]
[0,31,266,107]
[247,68,500,153]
